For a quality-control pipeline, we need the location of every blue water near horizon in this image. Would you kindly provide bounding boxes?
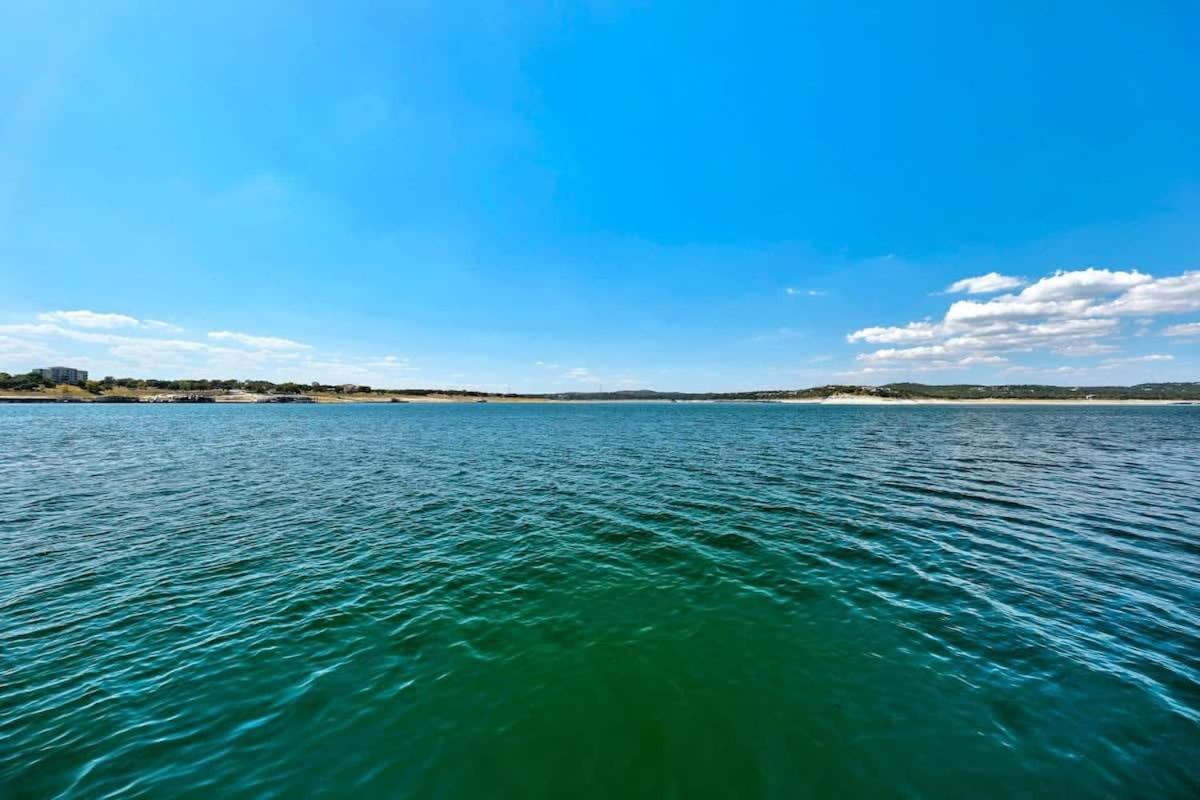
[2,403,1198,798]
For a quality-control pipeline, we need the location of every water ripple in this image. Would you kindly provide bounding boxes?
[1,404,1198,798]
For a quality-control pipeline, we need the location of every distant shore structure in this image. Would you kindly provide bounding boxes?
[33,366,88,384]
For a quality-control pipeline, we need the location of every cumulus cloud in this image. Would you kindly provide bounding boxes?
[786,287,827,297]
[207,331,310,350]
[1094,271,1200,315]
[944,296,1096,324]
[846,321,939,344]
[846,267,1200,374]
[945,272,1024,294]
[1017,268,1151,302]
[931,268,1163,327]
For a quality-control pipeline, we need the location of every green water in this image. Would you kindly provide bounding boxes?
[1,404,1197,798]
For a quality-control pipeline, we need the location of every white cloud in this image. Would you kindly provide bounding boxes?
[846,321,940,344]
[207,330,310,350]
[1,324,301,376]
[35,310,184,333]
[858,344,948,364]
[944,296,1096,324]
[1054,342,1118,357]
[958,355,1008,366]
[0,334,55,363]
[1163,321,1200,337]
[1095,271,1200,315]
[835,366,900,378]
[786,287,827,297]
[0,313,422,386]
[0,323,60,336]
[945,272,1024,294]
[943,318,1121,352]
[1,322,198,349]
[105,338,246,370]
[1099,354,1174,368]
[1017,268,1151,302]
[38,310,141,328]
[938,268,1156,326]
[2,323,288,376]
[846,267,1200,376]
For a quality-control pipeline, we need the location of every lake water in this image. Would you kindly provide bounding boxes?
[1,404,1198,798]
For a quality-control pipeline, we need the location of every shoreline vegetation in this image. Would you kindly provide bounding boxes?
[1,373,1198,405]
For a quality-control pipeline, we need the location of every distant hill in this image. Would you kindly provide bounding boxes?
[873,382,1200,400]
[5,371,1199,401]
[531,383,1200,401]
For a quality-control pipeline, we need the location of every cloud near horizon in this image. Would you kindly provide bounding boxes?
[207,330,310,350]
[845,267,1200,377]
[0,312,408,385]
[558,366,640,390]
[37,309,182,332]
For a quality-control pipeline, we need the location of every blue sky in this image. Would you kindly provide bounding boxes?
[2,1,1198,390]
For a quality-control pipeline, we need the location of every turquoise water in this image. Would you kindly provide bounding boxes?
[1,403,1198,798]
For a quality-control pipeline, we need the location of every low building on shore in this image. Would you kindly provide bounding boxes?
[33,366,88,384]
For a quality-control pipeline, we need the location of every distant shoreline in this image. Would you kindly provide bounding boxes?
[5,377,1199,404]
[2,392,1195,407]
[779,396,1197,406]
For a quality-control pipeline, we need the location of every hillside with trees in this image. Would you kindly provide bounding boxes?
[3,373,1198,401]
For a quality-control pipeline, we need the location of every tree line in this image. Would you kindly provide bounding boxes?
[0,373,373,395]
[3,371,1198,400]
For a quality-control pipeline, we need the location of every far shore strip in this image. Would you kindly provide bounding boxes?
[2,392,1194,406]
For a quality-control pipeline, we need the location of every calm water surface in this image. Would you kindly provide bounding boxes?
[1,404,1198,798]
